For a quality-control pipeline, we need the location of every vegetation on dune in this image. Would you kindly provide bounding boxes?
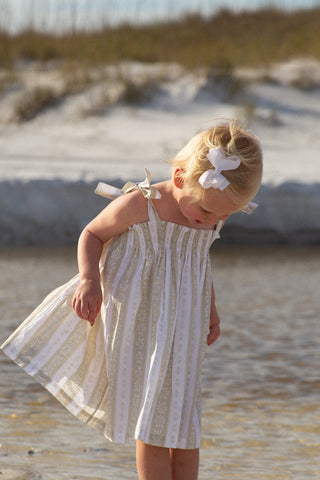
[0,7,319,69]
[1,7,320,123]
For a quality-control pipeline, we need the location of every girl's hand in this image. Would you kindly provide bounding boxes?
[207,322,220,346]
[72,279,102,326]
[207,308,221,346]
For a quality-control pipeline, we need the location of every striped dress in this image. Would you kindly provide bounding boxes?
[1,179,222,449]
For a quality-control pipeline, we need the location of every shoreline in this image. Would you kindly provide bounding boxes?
[1,178,319,246]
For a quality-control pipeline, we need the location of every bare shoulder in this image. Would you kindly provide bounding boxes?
[85,190,149,243]
[113,189,149,220]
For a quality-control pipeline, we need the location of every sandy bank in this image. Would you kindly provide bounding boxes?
[0,60,319,245]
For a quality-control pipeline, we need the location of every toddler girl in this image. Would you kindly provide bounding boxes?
[1,120,263,480]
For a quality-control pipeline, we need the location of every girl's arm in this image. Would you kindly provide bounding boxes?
[72,228,104,325]
[207,283,221,346]
[72,190,148,325]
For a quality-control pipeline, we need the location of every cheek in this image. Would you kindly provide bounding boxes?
[180,199,196,216]
[190,205,203,219]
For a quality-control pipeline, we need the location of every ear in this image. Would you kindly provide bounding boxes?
[173,168,185,189]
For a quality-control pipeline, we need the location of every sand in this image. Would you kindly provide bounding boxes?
[0,59,319,245]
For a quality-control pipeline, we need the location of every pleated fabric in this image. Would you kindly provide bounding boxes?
[1,197,222,449]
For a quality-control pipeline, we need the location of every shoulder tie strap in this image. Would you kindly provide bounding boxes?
[95,169,161,201]
[241,201,258,214]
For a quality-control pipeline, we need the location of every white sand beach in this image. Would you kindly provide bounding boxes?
[0,59,319,245]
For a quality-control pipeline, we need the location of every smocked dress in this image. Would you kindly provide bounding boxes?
[1,174,222,449]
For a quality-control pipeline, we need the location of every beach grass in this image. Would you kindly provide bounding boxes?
[1,6,320,122]
[0,7,320,69]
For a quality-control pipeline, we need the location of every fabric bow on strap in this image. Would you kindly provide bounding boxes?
[95,169,161,200]
[121,169,161,199]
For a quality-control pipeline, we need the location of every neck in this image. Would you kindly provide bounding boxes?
[152,179,184,224]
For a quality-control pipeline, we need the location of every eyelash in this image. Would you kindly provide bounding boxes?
[201,207,211,214]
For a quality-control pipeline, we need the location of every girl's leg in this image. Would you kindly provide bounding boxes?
[136,440,172,480]
[170,447,199,480]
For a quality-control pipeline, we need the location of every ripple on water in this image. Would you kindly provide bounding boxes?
[1,246,319,479]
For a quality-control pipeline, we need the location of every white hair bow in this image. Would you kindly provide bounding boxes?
[199,147,241,191]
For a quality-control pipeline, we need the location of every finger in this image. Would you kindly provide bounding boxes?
[78,300,90,320]
[72,294,81,314]
[95,298,102,316]
[73,299,82,318]
[87,301,99,325]
[207,325,220,346]
[87,311,96,325]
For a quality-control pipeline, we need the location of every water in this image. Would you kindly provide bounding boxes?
[0,246,319,479]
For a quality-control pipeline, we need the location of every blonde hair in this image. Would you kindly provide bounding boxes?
[172,121,263,204]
